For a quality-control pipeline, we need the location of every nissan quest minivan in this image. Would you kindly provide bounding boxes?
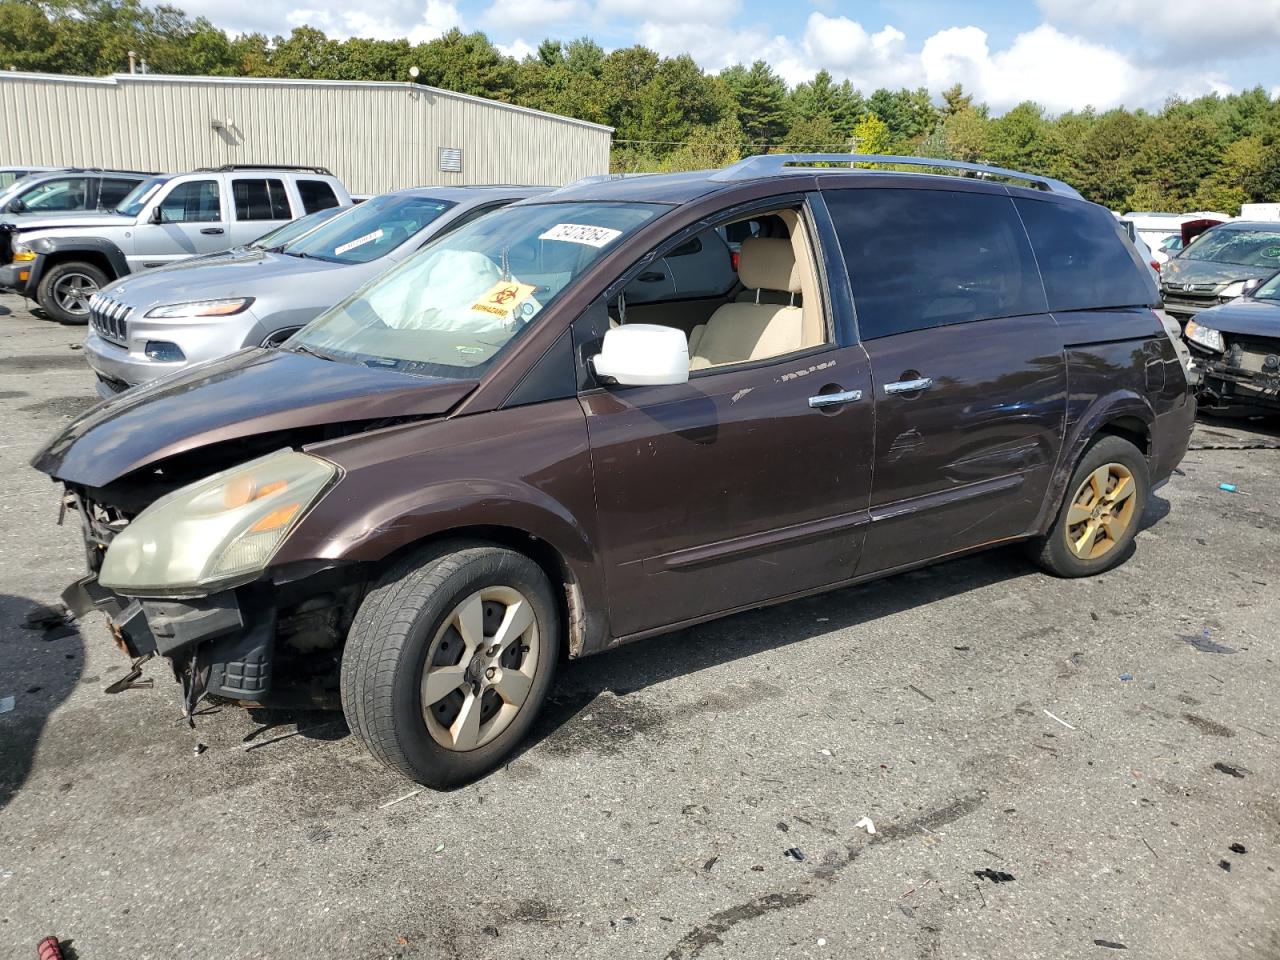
[33,155,1195,788]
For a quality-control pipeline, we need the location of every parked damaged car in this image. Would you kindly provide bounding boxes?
[1184,270,1280,415]
[1161,221,1280,323]
[33,155,1195,788]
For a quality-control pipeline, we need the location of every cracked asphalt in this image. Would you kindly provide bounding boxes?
[1,291,1278,960]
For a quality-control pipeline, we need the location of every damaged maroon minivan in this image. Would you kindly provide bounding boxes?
[33,155,1195,787]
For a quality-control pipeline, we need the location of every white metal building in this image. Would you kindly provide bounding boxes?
[0,71,612,193]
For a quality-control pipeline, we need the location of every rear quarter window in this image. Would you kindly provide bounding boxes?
[298,179,340,213]
[1015,198,1154,312]
[827,187,1047,340]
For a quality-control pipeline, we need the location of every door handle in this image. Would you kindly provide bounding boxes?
[200,227,225,235]
[808,389,862,409]
[884,377,933,395]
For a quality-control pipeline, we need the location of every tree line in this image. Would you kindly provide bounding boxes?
[2,0,1279,212]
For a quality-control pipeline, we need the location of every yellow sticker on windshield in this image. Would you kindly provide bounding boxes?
[470,281,537,318]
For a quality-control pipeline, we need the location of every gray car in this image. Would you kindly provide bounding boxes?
[83,186,547,396]
[1160,221,1280,322]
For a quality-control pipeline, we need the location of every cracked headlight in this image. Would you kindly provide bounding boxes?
[144,297,254,319]
[1184,320,1225,353]
[99,450,338,595]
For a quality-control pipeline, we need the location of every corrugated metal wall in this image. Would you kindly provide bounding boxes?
[0,73,612,193]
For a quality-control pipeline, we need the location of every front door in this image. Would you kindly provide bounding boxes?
[130,178,228,269]
[823,184,1066,575]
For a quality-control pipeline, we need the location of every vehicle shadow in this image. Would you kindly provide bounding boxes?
[523,493,1177,756]
[0,593,84,811]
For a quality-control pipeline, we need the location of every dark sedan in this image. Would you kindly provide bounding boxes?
[1184,270,1280,415]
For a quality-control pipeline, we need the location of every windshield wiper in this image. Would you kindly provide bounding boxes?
[289,342,334,361]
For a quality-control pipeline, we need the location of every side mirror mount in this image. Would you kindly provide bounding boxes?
[590,324,689,387]
[1243,277,1263,295]
[147,206,163,225]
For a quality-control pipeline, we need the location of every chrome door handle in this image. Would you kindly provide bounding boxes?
[808,389,862,408]
[884,377,933,395]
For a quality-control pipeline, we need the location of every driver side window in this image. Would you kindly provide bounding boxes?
[610,205,828,372]
[159,180,221,223]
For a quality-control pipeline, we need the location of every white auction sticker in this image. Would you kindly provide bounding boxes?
[538,223,622,248]
[334,228,384,256]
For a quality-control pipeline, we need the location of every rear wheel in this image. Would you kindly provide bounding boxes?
[341,541,560,788]
[37,260,107,324]
[1031,435,1149,578]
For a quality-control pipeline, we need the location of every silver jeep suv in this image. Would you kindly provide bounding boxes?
[0,165,351,323]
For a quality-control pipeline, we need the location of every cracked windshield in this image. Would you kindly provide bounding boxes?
[290,200,660,375]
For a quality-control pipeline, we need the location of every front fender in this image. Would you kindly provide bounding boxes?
[27,236,130,292]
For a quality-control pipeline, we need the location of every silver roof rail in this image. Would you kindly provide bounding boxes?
[709,153,1083,199]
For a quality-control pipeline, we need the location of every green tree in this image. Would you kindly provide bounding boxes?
[852,113,892,161]
[789,69,862,135]
[720,60,788,146]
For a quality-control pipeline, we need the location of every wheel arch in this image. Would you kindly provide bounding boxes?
[372,524,590,660]
[29,237,129,295]
[1034,394,1155,535]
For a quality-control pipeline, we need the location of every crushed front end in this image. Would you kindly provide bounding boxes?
[1188,333,1280,415]
[57,455,366,718]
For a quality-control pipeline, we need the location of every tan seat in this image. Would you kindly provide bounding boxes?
[688,237,803,370]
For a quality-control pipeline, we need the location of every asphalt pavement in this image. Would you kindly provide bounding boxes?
[1,292,1278,960]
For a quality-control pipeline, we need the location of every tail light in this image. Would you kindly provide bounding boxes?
[1150,260,1161,273]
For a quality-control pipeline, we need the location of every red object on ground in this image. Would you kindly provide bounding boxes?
[37,937,64,960]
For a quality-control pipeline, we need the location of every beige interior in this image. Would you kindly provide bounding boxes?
[688,224,824,370]
[609,206,827,372]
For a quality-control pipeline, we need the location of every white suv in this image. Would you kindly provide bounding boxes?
[0,165,352,323]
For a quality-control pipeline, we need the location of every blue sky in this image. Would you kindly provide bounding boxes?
[174,0,1280,114]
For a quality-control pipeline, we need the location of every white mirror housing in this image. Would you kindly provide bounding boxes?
[591,324,689,386]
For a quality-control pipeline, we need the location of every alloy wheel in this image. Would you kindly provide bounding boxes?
[1064,462,1137,560]
[420,586,539,751]
[53,273,99,316]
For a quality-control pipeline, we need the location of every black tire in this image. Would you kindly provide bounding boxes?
[1030,435,1150,578]
[36,260,108,325]
[341,540,560,788]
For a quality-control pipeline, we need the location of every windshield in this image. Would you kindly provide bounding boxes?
[1253,272,1280,301]
[249,206,344,250]
[1180,228,1280,268]
[290,200,663,377]
[116,176,170,217]
[283,194,456,264]
[0,171,27,190]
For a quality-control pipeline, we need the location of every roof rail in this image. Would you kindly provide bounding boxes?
[194,164,335,176]
[709,154,1083,199]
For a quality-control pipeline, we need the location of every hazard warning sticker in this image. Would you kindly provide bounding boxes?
[470,280,538,318]
[538,223,622,248]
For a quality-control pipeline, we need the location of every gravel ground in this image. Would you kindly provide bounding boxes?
[1,291,1278,960]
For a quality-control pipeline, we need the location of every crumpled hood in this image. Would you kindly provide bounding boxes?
[101,250,354,311]
[1162,257,1268,288]
[32,348,476,488]
[1192,298,1280,340]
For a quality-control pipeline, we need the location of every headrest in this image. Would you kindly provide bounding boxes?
[738,236,800,294]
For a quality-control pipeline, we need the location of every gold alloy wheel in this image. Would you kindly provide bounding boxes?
[1064,462,1138,560]
[420,586,539,751]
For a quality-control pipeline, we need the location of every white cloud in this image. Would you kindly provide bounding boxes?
[483,0,590,30]
[281,1,462,41]
[496,38,537,59]
[1037,0,1280,59]
[637,20,805,77]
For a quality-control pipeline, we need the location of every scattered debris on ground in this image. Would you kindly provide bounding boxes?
[784,848,806,862]
[1183,628,1238,655]
[1093,939,1128,950]
[1213,762,1249,778]
[973,868,1015,883]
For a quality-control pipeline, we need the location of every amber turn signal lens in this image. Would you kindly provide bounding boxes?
[248,503,300,534]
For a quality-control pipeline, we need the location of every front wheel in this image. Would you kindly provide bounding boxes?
[36,260,108,324]
[341,541,560,788]
[1030,435,1150,578]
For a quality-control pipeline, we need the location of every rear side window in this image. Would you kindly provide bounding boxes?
[827,188,1046,340]
[1014,198,1153,311]
[297,179,340,213]
[98,178,139,209]
[232,178,291,221]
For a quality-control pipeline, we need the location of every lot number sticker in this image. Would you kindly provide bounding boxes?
[471,281,538,318]
[539,223,622,248]
[334,229,384,256]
